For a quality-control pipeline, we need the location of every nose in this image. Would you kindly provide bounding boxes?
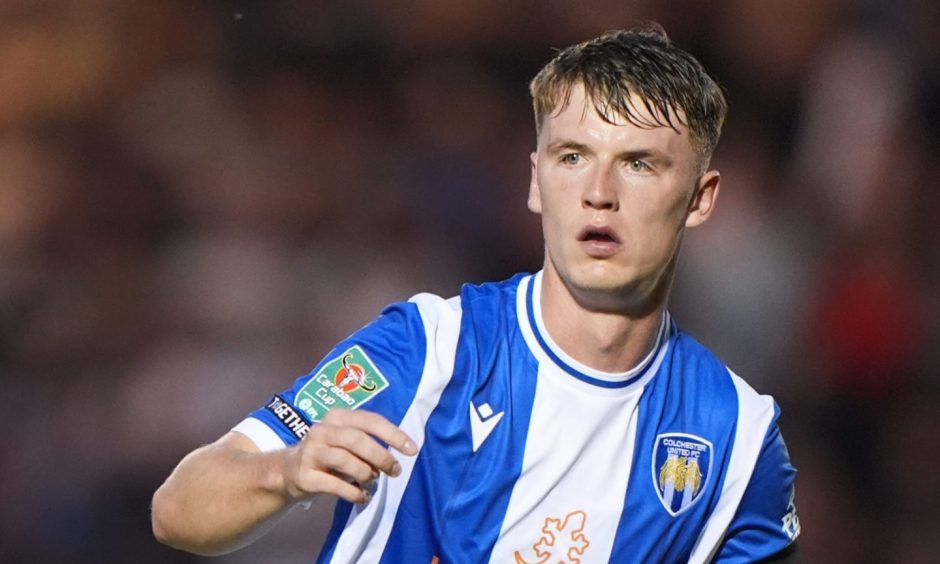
[581,164,619,211]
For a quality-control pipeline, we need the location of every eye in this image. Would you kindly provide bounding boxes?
[628,159,651,173]
[561,153,581,165]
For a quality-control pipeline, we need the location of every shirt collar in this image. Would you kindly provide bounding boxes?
[516,271,672,391]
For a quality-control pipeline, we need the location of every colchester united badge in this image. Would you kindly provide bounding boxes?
[652,433,713,516]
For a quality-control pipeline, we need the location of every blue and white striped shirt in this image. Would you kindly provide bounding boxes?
[234,271,799,563]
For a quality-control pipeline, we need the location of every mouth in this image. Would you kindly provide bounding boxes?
[578,226,621,244]
[577,225,622,258]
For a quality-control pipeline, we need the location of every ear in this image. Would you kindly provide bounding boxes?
[527,152,542,214]
[685,170,720,228]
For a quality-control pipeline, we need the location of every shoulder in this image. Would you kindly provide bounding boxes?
[457,272,529,306]
[668,324,777,424]
[408,272,529,328]
[671,330,799,562]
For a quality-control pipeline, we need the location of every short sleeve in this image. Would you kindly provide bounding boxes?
[712,418,801,563]
[232,301,428,451]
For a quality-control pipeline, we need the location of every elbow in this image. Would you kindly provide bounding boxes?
[151,518,176,550]
[151,484,181,548]
[151,483,233,557]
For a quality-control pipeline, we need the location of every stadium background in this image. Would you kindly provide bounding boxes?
[1,1,938,562]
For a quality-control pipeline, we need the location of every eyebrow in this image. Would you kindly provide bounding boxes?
[625,150,674,168]
[546,140,591,155]
[622,149,671,164]
[546,139,674,167]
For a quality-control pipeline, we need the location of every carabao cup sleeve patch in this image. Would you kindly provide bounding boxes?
[293,345,389,422]
[244,301,428,446]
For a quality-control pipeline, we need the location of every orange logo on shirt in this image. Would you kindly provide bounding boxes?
[334,353,377,392]
[514,510,590,564]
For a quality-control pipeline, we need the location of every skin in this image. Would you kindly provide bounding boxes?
[151,409,416,555]
[530,83,720,372]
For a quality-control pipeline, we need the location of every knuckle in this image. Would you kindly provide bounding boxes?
[323,426,357,451]
[323,408,352,424]
[305,422,331,443]
[349,462,371,484]
[320,446,347,468]
[304,444,334,470]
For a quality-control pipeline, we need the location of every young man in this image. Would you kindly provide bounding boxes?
[153,27,800,563]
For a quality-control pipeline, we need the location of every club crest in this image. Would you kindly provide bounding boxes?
[652,433,713,516]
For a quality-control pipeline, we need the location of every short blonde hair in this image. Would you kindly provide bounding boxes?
[530,25,727,163]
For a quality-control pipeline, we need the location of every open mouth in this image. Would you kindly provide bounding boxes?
[578,226,620,244]
[583,232,616,243]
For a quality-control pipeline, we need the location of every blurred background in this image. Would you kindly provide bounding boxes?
[2,0,939,562]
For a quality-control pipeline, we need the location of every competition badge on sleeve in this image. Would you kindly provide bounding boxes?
[652,433,713,516]
[294,345,389,422]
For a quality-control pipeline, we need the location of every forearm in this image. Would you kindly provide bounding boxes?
[152,411,415,556]
[151,435,294,556]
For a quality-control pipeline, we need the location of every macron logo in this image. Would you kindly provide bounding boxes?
[469,401,505,452]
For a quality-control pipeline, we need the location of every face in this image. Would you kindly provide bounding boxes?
[529,83,720,312]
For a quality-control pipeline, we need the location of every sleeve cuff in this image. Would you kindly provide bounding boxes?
[232,417,288,452]
[231,417,314,510]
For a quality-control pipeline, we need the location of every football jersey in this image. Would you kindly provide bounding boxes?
[233,271,800,563]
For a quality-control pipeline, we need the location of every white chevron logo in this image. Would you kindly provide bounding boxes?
[469,401,504,452]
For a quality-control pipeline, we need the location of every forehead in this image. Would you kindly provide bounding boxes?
[539,83,694,156]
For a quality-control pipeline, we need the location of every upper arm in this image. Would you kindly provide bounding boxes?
[711,420,801,563]
[234,300,430,451]
[219,430,262,453]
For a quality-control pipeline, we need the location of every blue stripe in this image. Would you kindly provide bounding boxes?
[248,301,428,564]
[381,274,539,563]
[525,275,658,389]
[610,332,740,561]
[316,502,353,564]
[714,404,798,561]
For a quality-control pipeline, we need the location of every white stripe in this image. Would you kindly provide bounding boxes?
[487,362,641,563]
[328,293,463,563]
[687,370,776,564]
[232,417,287,452]
[664,475,676,507]
[681,477,694,509]
[487,276,645,562]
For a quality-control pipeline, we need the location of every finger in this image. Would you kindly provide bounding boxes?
[323,409,417,456]
[312,444,376,486]
[315,425,403,478]
[298,470,371,505]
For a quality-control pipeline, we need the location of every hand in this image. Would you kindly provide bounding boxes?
[281,409,417,504]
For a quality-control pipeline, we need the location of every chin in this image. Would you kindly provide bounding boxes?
[568,264,636,294]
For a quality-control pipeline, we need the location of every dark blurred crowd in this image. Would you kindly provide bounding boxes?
[2,1,939,562]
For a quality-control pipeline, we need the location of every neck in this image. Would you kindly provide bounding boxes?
[538,267,670,374]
